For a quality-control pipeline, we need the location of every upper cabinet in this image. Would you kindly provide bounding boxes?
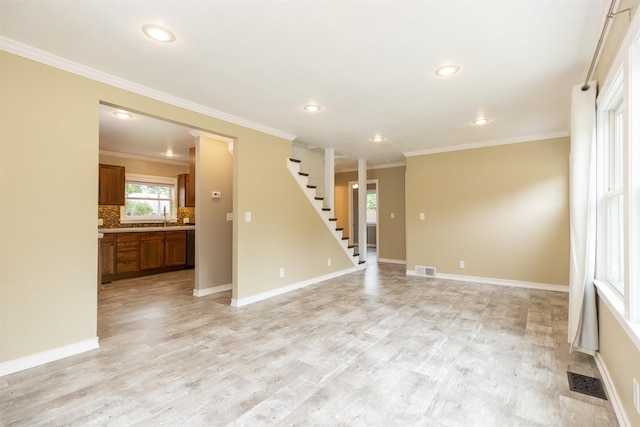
[178,147,196,207]
[99,164,125,205]
[188,146,196,204]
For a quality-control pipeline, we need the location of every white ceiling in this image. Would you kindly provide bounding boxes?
[0,1,609,170]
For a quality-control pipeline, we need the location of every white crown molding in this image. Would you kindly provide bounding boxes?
[99,150,189,166]
[0,37,297,142]
[403,131,570,157]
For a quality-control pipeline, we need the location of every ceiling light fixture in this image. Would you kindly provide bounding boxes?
[472,118,490,125]
[304,104,321,112]
[142,24,176,43]
[435,65,460,77]
[371,136,385,142]
[352,183,359,189]
[164,150,176,157]
[113,111,133,119]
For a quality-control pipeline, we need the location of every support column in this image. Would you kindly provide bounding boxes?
[358,159,367,264]
[324,148,335,215]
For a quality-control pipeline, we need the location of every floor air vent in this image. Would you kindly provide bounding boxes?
[567,372,607,400]
[415,266,436,277]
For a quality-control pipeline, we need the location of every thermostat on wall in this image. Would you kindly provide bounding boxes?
[211,191,222,199]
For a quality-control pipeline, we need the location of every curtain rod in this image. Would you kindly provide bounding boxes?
[582,0,631,91]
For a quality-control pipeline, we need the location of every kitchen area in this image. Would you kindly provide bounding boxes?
[98,105,197,286]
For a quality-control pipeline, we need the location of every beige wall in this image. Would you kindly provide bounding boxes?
[233,136,354,301]
[593,0,640,86]
[1,51,353,365]
[335,166,406,262]
[406,138,570,285]
[195,135,233,290]
[597,299,640,427]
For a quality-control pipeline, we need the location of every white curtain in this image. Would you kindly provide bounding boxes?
[568,82,599,354]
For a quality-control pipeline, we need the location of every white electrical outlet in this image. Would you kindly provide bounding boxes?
[634,378,640,414]
[459,261,465,269]
[183,217,189,223]
[279,268,285,278]
[390,212,395,219]
[245,212,252,222]
[226,213,233,221]
[98,218,104,226]
[419,212,425,220]
[328,258,332,266]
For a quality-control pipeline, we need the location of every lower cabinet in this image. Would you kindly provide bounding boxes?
[101,229,188,283]
[100,234,116,278]
[140,232,166,270]
[166,231,187,266]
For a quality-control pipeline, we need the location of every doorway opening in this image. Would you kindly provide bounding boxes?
[348,179,379,260]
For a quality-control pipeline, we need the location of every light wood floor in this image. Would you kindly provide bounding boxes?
[1,261,618,426]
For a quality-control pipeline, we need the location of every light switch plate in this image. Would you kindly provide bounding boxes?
[419,212,425,220]
[98,218,104,226]
[226,213,233,221]
[183,217,189,223]
[245,212,252,222]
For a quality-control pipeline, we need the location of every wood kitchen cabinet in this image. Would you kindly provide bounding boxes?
[98,164,125,205]
[178,174,195,207]
[100,233,116,279]
[188,147,196,204]
[116,233,139,273]
[101,230,188,283]
[140,232,165,270]
[165,231,187,266]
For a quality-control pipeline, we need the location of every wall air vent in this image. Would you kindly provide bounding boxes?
[415,265,436,277]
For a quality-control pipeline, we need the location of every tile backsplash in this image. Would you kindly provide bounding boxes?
[98,205,195,228]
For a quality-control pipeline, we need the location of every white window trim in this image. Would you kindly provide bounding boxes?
[593,9,640,351]
[120,173,178,224]
[596,69,624,293]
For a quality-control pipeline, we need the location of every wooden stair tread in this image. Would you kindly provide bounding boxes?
[289,158,302,163]
[335,228,343,231]
[347,245,354,249]
[298,172,309,176]
[322,208,331,211]
[328,218,337,221]
[315,197,324,201]
[307,185,317,189]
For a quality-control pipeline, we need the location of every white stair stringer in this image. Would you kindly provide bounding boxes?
[287,159,364,270]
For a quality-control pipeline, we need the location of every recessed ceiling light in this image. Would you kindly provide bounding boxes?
[435,65,460,77]
[371,136,385,142]
[142,24,176,43]
[163,150,176,157]
[304,104,321,112]
[113,111,133,119]
[472,118,490,125]
[352,183,359,189]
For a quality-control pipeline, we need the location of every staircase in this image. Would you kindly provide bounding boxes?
[287,158,366,269]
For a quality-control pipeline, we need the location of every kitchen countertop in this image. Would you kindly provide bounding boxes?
[99,225,195,233]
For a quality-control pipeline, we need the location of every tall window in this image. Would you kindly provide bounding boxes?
[603,98,624,292]
[366,191,377,223]
[121,174,176,222]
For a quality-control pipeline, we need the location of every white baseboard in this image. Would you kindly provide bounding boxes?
[595,352,631,427]
[193,283,232,297]
[231,267,356,307]
[405,270,568,293]
[0,337,99,377]
[378,258,406,265]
